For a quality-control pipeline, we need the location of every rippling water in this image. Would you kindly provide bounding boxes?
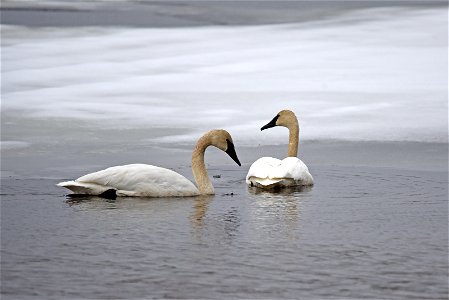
[1,163,447,299]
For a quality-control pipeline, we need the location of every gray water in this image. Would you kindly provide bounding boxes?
[1,156,447,299]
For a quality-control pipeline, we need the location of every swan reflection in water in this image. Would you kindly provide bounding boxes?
[190,194,242,243]
[65,196,237,247]
[63,184,311,242]
[247,185,313,240]
[65,195,118,208]
[190,195,214,227]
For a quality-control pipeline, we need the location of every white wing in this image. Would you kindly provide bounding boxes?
[58,164,199,197]
[246,157,314,186]
[246,157,282,182]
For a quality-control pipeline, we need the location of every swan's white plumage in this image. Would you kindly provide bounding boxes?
[246,157,314,188]
[58,164,200,197]
[58,129,241,197]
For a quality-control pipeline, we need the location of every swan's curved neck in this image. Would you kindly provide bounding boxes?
[191,135,214,195]
[287,121,299,157]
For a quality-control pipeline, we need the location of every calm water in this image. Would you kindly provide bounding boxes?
[1,162,447,299]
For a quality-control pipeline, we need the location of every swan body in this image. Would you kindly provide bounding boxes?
[58,164,200,197]
[246,157,313,189]
[58,129,241,197]
[247,110,314,189]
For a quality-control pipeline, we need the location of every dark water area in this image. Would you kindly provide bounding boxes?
[1,153,447,299]
[1,0,447,27]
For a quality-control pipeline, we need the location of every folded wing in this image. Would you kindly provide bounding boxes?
[246,157,314,187]
[58,164,199,197]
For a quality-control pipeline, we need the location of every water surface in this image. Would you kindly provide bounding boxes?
[1,160,447,299]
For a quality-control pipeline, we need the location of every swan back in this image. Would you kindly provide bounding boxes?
[61,164,200,197]
[246,157,314,187]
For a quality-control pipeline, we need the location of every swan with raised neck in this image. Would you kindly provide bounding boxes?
[246,109,313,189]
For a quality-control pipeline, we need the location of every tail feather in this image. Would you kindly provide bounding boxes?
[57,181,114,195]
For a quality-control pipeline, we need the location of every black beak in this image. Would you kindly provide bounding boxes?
[225,139,241,166]
[261,114,279,131]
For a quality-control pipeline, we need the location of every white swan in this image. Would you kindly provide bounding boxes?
[58,129,241,197]
[246,110,314,189]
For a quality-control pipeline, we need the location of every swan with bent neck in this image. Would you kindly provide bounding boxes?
[246,110,314,189]
[58,129,241,197]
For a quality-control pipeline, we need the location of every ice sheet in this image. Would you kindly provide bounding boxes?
[2,7,447,145]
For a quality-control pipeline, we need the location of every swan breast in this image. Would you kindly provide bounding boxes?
[246,157,314,186]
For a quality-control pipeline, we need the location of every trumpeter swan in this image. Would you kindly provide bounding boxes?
[58,129,241,197]
[246,110,314,189]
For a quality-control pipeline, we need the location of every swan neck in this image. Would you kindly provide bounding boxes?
[191,135,214,195]
[287,122,299,157]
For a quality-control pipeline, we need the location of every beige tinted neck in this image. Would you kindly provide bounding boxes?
[287,120,299,157]
[191,133,214,195]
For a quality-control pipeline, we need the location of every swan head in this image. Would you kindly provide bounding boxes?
[208,129,241,166]
[261,109,297,131]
